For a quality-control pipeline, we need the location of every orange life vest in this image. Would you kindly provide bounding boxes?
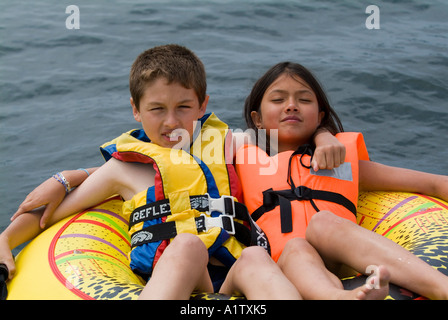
[235,132,369,261]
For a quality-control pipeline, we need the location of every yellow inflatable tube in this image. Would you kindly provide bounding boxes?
[342,191,448,299]
[8,197,144,300]
[7,192,448,300]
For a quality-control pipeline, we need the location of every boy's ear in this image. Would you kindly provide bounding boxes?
[131,97,141,122]
[199,95,209,118]
[251,111,263,129]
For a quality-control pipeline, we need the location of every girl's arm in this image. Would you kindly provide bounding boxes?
[12,168,98,228]
[0,163,117,278]
[359,160,448,201]
[231,129,346,171]
[312,129,346,171]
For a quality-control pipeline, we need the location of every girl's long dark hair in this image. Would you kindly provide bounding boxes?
[244,62,344,145]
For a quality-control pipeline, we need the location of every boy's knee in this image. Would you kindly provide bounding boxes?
[233,246,273,275]
[172,233,204,247]
[239,246,271,265]
[169,233,207,258]
[230,246,281,284]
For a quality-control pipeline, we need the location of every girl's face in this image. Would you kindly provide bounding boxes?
[251,73,324,153]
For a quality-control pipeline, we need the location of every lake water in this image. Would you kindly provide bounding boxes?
[1,0,447,234]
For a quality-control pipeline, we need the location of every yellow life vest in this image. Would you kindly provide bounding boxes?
[236,132,369,261]
[100,113,268,279]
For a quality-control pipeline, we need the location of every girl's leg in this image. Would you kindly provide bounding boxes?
[138,233,213,300]
[277,237,389,300]
[306,210,448,300]
[219,246,301,300]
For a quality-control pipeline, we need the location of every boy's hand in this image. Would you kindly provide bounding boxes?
[11,177,66,229]
[312,130,346,171]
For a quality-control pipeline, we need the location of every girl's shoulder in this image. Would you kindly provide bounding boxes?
[231,131,256,154]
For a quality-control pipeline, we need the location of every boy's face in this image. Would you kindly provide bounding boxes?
[131,77,208,149]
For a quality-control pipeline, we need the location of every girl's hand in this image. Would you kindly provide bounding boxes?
[312,130,346,171]
[0,235,15,280]
[11,177,66,229]
[432,175,448,203]
[11,169,95,229]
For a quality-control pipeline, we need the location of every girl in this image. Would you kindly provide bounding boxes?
[236,61,448,300]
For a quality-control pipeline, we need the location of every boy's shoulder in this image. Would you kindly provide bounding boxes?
[101,157,156,199]
[100,129,150,162]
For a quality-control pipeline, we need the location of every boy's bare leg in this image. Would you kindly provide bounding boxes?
[278,238,389,300]
[219,246,301,300]
[138,233,213,300]
[306,210,448,300]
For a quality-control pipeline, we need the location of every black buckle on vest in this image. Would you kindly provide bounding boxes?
[207,194,236,217]
[262,188,276,207]
[294,186,312,200]
[196,214,235,235]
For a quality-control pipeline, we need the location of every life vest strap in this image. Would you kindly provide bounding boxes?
[129,194,236,229]
[130,214,236,248]
[252,186,357,234]
[129,194,271,253]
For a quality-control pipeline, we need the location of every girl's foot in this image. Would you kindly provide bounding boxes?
[354,265,390,300]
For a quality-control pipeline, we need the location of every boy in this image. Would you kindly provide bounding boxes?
[1,44,304,299]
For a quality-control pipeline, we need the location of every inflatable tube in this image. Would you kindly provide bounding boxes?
[7,192,448,299]
[7,197,142,300]
[342,191,448,300]
[6,196,242,300]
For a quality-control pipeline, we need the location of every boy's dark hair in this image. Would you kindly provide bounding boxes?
[130,44,207,110]
[244,61,344,136]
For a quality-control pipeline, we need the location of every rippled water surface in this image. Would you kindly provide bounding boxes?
[1,0,447,231]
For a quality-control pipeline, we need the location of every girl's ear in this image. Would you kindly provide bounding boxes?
[131,97,141,122]
[251,110,263,129]
[318,111,325,126]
